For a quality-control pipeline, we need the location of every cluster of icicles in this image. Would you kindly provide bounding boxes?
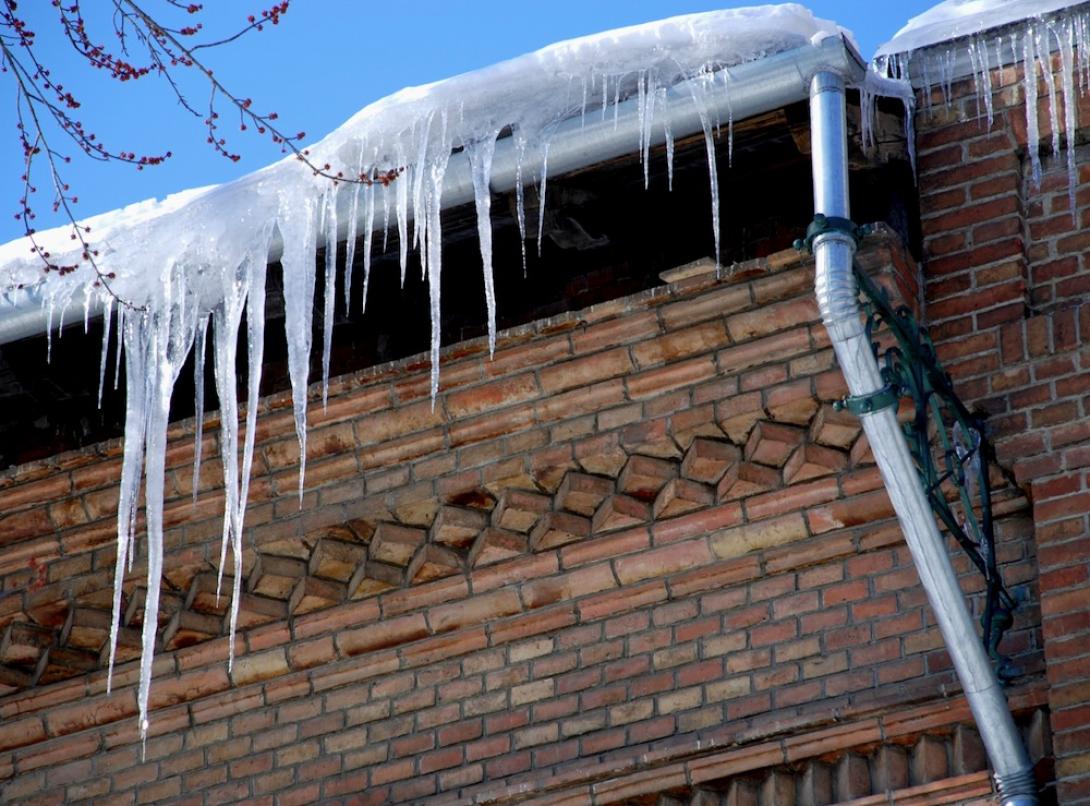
[874,4,1090,214]
[10,0,1089,746]
[0,5,848,744]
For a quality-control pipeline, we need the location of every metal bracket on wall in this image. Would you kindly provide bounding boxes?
[852,261,1021,682]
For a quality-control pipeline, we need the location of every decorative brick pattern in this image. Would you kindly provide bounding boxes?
[0,231,1047,804]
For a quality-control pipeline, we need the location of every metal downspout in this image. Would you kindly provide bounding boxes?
[807,70,1037,806]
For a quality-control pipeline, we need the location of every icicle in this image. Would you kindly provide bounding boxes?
[211,302,240,610]
[45,299,53,364]
[361,181,376,313]
[601,74,608,122]
[106,313,147,696]
[467,132,498,356]
[514,132,529,277]
[321,188,338,408]
[967,40,984,124]
[1024,29,1043,186]
[382,181,391,253]
[1010,32,1020,90]
[919,54,934,119]
[1078,15,1087,93]
[425,112,453,405]
[580,77,588,128]
[640,73,658,190]
[131,261,199,751]
[395,144,410,287]
[278,194,319,501]
[343,156,364,313]
[192,315,208,503]
[979,36,994,129]
[97,295,113,409]
[1038,27,1061,162]
[663,96,675,192]
[113,304,125,391]
[941,47,955,108]
[689,79,721,271]
[233,250,269,668]
[410,111,436,260]
[537,142,551,259]
[861,85,876,154]
[612,78,622,130]
[1058,18,1079,221]
[725,85,735,167]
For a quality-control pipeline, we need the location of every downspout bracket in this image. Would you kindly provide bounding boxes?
[793,214,871,253]
[834,385,899,415]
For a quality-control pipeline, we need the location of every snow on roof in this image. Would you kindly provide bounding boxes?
[875,0,1080,57]
[0,4,843,294]
[0,4,851,742]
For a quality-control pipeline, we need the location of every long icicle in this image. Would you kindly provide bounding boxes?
[192,315,209,504]
[467,132,499,356]
[321,188,339,409]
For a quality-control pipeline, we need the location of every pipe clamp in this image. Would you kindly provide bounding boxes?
[834,384,899,415]
[794,214,872,254]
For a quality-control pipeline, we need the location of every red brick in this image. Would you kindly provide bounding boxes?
[614,538,713,586]
[447,374,540,418]
[540,349,633,394]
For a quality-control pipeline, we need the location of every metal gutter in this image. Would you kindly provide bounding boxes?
[807,69,1038,806]
[0,34,863,346]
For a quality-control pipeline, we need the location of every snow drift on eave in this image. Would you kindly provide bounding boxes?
[0,5,844,744]
[875,0,1080,56]
[873,0,1090,214]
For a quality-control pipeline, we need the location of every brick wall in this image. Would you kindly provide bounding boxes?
[916,46,1090,804]
[0,228,1049,804]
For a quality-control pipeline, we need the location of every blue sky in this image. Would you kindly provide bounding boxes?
[0,1,939,243]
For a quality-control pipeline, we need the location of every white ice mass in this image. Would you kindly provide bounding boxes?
[0,3,847,742]
[1,0,1087,744]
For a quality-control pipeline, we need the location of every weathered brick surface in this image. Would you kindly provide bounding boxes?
[0,225,1048,804]
[914,47,1090,802]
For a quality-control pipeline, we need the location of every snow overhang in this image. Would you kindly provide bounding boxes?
[874,0,1090,84]
[0,32,865,346]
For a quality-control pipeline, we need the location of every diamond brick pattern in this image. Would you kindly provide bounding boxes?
[592,494,650,533]
[491,489,551,533]
[744,421,806,467]
[618,455,677,500]
[529,511,591,551]
[717,461,780,501]
[556,472,614,516]
[248,555,307,599]
[407,544,462,583]
[0,399,912,694]
[348,560,403,599]
[783,443,848,484]
[430,506,488,548]
[186,573,232,616]
[289,576,346,615]
[809,403,861,449]
[370,523,426,567]
[469,527,527,567]
[653,478,714,520]
[681,438,740,485]
[307,539,367,582]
